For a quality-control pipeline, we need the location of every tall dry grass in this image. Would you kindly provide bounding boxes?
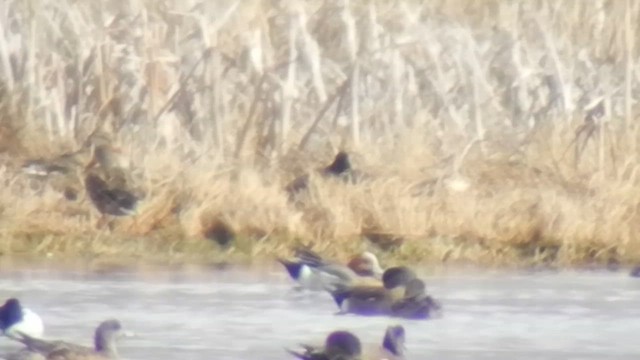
[0,0,639,268]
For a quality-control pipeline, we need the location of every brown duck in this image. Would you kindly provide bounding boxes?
[327,266,417,316]
[13,319,123,360]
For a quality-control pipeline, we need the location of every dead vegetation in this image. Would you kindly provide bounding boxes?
[0,0,639,269]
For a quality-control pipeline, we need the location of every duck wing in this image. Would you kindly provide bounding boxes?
[293,248,357,283]
[293,247,327,267]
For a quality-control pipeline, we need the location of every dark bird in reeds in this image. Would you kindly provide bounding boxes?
[323,151,351,177]
[285,151,358,197]
[84,174,138,217]
[203,219,235,249]
[12,319,123,360]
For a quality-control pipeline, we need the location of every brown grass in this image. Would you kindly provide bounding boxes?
[0,0,639,270]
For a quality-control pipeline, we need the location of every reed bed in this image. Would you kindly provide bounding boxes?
[0,0,639,269]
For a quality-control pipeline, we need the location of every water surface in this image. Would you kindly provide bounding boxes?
[1,269,639,359]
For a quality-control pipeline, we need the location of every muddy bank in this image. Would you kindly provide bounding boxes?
[0,230,633,277]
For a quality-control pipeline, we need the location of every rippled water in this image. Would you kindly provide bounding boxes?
[1,269,639,359]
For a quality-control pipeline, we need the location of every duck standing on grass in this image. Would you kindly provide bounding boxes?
[287,325,406,359]
[12,319,124,360]
[0,299,44,340]
[278,247,384,291]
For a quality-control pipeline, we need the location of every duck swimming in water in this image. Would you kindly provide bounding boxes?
[278,248,384,291]
[327,266,417,316]
[14,319,123,360]
[287,324,406,359]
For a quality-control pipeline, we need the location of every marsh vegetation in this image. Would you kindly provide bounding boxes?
[0,0,639,269]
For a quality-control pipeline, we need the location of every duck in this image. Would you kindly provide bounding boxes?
[278,248,384,291]
[287,330,361,360]
[13,319,123,360]
[287,324,406,360]
[285,151,357,198]
[84,174,138,217]
[390,278,442,320]
[0,299,44,340]
[327,266,417,316]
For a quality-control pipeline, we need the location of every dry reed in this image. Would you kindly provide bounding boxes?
[0,0,639,269]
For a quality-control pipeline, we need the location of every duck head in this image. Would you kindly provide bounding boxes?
[382,266,417,290]
[348,252,384,278]
[0,298,23,331]
[325,330,362,358]
[94,319,122,357]
[382,325,406,356]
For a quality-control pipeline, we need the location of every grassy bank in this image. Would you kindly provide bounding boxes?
[0,0,639,270]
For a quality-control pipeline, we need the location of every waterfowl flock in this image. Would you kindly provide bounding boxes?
[12,148,640,358]
[279,247,442,321]
[0,247,437,359]
[275,247,441,359]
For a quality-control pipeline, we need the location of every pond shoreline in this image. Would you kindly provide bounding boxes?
[0,247,629,278]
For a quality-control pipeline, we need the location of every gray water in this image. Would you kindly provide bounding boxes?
[1,269,639,359]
